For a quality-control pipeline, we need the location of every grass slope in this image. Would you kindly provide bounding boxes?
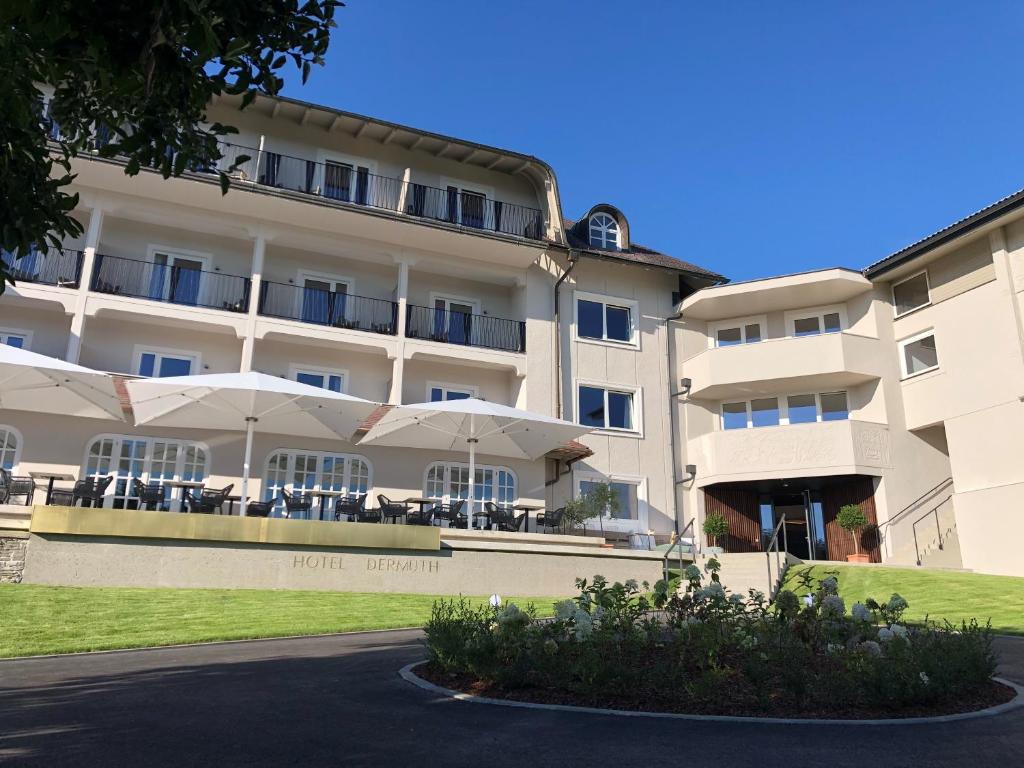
[782,564,1024,635]
[0,584,556,658]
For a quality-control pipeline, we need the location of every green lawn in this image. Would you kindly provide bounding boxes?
[0,584,557,658]
[782,564,1024,635]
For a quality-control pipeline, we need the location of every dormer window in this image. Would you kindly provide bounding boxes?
[588,213,620,250]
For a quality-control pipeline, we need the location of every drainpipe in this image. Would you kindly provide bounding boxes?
[666,308,685,536]
[553,250,579,419]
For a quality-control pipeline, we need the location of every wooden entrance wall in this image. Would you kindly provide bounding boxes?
[822,477,881,562]
[703,487,761,552]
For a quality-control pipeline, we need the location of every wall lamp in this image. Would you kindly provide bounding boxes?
[674,378,692,398]
[677,464,697,484]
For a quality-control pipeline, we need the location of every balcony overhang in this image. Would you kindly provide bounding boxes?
[404,341,526,377]
[680,268,872,321]
[84,294,248,337]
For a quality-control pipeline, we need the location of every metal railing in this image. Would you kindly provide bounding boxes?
[258,281,398,335]
[2,248,84,288]
[763,513,789,599]
[214,142,546,240]
[405,304,526,353]
[90,254,250,313]
[662,518,697,582]
[911,496,954,566]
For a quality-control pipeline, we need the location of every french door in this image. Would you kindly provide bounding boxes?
[432,297,475,345]
[300,276,349,325]
[83,435,208,510]
[324,161,370,204]
[149,252,205,306]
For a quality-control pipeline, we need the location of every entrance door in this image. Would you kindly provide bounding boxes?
[771,493,813,560]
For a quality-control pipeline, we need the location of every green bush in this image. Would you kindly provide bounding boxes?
[702,513,730,548]
[424,569,997,716]
[837,504,869,554]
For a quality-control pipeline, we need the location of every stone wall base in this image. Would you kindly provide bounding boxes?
[0,535,28,584]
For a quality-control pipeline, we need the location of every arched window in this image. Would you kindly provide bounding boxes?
[0,426,22,471]
[83,435,209,509]
[588,213,620,250]
[423,461,516,517]
[263,449,372,518]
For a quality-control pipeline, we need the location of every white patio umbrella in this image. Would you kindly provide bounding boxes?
[359,398,592,530]
[0,343,123,420]
[125,371,380,516]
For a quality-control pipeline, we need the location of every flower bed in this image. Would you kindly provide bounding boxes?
[421,562,1012,719]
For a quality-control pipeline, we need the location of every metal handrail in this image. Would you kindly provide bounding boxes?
[763,513,789,599]
[911,496,954,566]
[405,303,526,353]
[877,477,953,533]
[662,518,696,582]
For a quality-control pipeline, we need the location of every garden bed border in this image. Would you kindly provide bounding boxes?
[400,661,1024,725]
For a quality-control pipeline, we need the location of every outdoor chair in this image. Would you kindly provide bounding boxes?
[50,475,113,508]
[484,502,526,533]
[351,504,383,524]
[185,484,234,515]
[376,494,410,524]
[0,467,36,506]
[335,493,368,522]
[280,489,314,519]
[430,499,466,528]
[536,507,566,534]
[131,478,168,511]
[244,500,273,518]
[405,505,434,526]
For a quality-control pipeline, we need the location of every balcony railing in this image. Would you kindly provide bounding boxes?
[258,281,398,335]
[405,304,525,353]
[215,143,546,240]
[2,248,83,288]
[90,254,250,313]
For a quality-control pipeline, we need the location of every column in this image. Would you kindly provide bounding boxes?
[388,259,410,404]
[65,206,104,363]
[239,234,266,372]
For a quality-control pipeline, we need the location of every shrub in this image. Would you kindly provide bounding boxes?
[837,504,869,555]
[423,571,997,716]
[702,513,730,549]
[563,482,619,531]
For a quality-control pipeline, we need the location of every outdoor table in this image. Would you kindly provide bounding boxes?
[224,495,248,516]
[163,479,205,513]
[513,503,542,533]
[316,489,350,521]
[28,471,76,505]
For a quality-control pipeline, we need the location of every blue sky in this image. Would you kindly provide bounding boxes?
[285,1,1024,281]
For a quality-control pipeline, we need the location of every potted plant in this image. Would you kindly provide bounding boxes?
[702,512,730,554]
[564,483,619,545]
[837,503,870,562]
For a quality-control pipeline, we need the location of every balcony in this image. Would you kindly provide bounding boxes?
[90,254,250,313]
[405,304,525,354]
[258,281,397,335]
[216,143,546,241]
[2,248,83,288]
[684,331,885,400]
[694,419,892,487]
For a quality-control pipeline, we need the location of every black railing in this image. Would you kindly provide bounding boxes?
[90,254,250,313]
[258,281,398,335]
[214,142,546,240]
[405,304,525,353]
[2,248,83,288]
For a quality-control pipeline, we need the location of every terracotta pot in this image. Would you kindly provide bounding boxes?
[846,553,871,563]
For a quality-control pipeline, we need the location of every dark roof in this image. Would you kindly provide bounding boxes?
[864,186,1024,278]
[564,218,727,282]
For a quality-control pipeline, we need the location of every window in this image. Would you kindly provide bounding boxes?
[424,461,516,517]
[324,160,371,205]
[428,382,477,402]
[787,306,844,337]
[264,449,371,517]
[297,272,351,326]
[440,178,494,229]
[579,479,639,521]
[711,317,764,347]
[0,427,21,470]
[899,331,939,379]
[134,347,198,378]
[0,329,29,349]
[290,365,346,393]
[578,384,637,432]
[892,271,930,317]
[83,435,209,509]
[576,294,636,344]
[588,213,620,250]
[723,392,849,429]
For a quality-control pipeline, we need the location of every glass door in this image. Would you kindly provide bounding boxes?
[150,252,204,306]
[433,297,474,345]
[300,277,348,325]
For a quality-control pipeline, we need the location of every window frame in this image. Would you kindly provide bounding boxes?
[721,390,851,429]
[426,381,479,402]
[572,470,648,532]
[263,448,373,517]
[288,363,349,394]
[131,344,201,378]
[898,329,940,380]
[587,212,621,250]
[0,327,33,350]
[0,425,24,472]
[707,315,767,349]
[315,149,379,202]
[575,380,643,436]
[784,304,847,337]
[573,291,640,348]
[891,270,932,318]
[438,176,496,228]
[422,460,517,517]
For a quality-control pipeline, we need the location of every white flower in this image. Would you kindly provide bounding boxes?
[890,624,908,640]
[496,602,527,627]
[860,640,882,657]
[919,671,930,685]
[887,594,908,612]
[804,594,815,608]
[852,603,871,622]
[877,627,894,642]
[820,576,839,595]
[701,582,726,600]
[554,600,576,621]
[826,643,844,655]
[728,594,745,606]
[684,564,702,581]
[624,579,639,592]
[821,595,846,617]
[573,609,593,640]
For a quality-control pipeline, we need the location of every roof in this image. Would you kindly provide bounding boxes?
[864,186,1024,278]
[564,218,727,282]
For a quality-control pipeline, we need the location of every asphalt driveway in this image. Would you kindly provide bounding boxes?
[1,632,1022,767]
